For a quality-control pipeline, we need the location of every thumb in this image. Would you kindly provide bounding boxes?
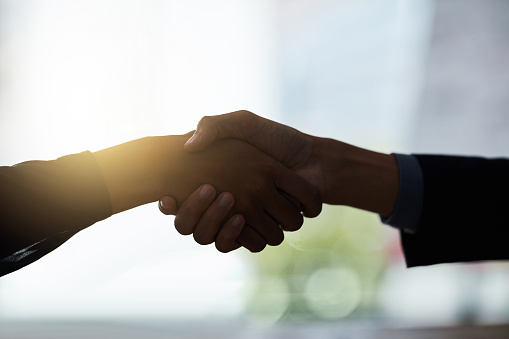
[183,110,258,152]
[183,129,216,152]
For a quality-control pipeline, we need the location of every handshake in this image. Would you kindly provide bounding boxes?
[0,109,400,278]
[3,109,504,278]
[99,110,399,254]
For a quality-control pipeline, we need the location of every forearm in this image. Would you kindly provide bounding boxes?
[0,133,195,277]
[93,134,190,214]
[311,137,399,216]
[0,151,112,272]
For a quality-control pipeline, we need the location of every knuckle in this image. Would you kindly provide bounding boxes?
[197,115,215,129]
[237,109,253,117]
[236,110,256,126]
[199,115,213,123]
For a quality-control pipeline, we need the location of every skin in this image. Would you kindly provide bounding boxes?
[159,110,400,252]
[93,132,321,253]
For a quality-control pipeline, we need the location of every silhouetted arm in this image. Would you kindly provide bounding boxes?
[1,132,320,276]
[402,155,509,266]
[162,111,509,266]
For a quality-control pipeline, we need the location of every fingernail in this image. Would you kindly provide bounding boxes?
[200,185,214,199]
[231,215,243,229]
[185,132,201,146]
[159,199,167,210]
[218,193,232,207]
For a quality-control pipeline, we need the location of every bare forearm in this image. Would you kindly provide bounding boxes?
[93,135,188,214]
[312,137,399,216]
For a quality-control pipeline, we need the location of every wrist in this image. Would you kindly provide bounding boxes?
[94,135,185,214]
[312,137,399,216]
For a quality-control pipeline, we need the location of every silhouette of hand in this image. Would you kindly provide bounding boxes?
[162,135,321,253]
[159,111,327,253]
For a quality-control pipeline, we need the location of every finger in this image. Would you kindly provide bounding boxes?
[215,214,245,253]
[265,191,304,232]
[237,225,267,253]
[246,212,284,246]
[192,192,235,245]
[174,184,216,235]
[158,196,178,215]
[274,166,322,218]
[184,110,261,152]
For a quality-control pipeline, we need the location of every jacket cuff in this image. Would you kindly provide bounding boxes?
[380,153,423,234]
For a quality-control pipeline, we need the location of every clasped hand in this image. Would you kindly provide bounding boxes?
[160,111,325,253]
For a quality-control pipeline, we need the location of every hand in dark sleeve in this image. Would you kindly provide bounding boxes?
[159,111,398,253]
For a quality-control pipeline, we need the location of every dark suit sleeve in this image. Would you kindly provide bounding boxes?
[401,155,509,267]
[0,151,112,276]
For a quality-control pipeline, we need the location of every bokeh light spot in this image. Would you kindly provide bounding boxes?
[245,277,290,324]
[304,267,361,319]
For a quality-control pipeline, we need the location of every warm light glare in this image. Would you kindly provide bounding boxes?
[0,0,277,320]
[4,0,509,332]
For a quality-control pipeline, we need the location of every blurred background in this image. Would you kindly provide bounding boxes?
[2,0,509,338]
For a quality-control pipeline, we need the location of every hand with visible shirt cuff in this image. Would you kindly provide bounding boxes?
[159,110,400,253]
